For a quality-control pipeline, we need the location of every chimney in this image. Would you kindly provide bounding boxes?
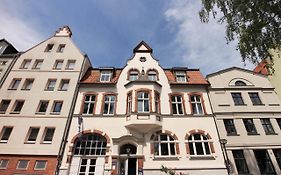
[54,26,72,37]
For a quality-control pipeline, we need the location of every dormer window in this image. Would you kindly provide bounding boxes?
[100,71,112,82]
[235,80,246,86]
[129,70,139,81]
[175,71,186,82]
[147,70,157,81]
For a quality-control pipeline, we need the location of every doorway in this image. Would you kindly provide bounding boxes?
[119,144,137,175]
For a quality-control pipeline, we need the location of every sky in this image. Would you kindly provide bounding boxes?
[0,0,254,75]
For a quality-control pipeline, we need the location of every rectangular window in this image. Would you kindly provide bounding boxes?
[11,100,24,113]
[83,95,96,114]
[57,44,65,53]
[45,79,56,91]
[34,160,47,170]
[171,95,184,115]
[276,118,281,129]
[254,150,276,175]
[273,149,281,169]
[16,160,29,170]
[52,101,63,113]
[37,101,49,113]
[26,127,40,143]
[249,92,262,105]
[232,150,249,174]
[231,93,245,105]
[79,158,96,174]
[103,95,115,115]
[9,78,21,90]
[155,93,160,113]
[100,71,111,82]
[0,100,11,113]
[223,119,237,135]
[190,95,204,115]
[137,92,150,113]
[32,59,43,69]
[20,59,31,69]
[175,71,186,82]
[53,60,63,70]
[44,44,54,52]
[243,118,258,135]
[66,60,76,70]
[21,79,34,90]
[42,128,55,143]
[261,118,275,134]
[127,93,132,113]
[0,159,9,169]
[59,79,69,91]
[0,127,13,143]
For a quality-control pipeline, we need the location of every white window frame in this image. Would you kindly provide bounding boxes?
[53,60,63,70]
[103,95,115,115]
[20,59,31,69]
[171,95,184,115]
[100,71,112,82]
[175,71,186,82]
[152,134,176,157]
[127,93,132,113]
[16,160,29,170]
[45,79,57,91]
[187,134,211,156]
[137,92,150,113]
[34,160,47,170]
[82,95,96,114]
[32,59,43,69]
[57,44,66,53]
[59,79,70,91]
[190,95,204,115]
[25,127,40,144]
[66,60,76,70]
[21,79,34,90]
[51,101,63,113]
[42,127,55,144]
[0,126,13,143]
[0,159,9,169]
[9,78,21,90]
[148,70,157,81]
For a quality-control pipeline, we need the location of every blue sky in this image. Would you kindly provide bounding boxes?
[0,0,254,75]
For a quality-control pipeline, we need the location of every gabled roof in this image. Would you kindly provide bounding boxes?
[164,69,209,85]
[253,60,269,75]
[80,68,122,84]
[206,66,266,78]
[133,41,153,53]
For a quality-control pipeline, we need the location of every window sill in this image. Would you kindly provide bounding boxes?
[9,111,20,114]
[0,111,6,114]
[227,133,240,136]
[50,112,61,115]
[24,141,36,144]
[0,140,8,143]
[65,68,74,70]
[247,133,260,135]
[35,112,46,115]
[234,104,247,106]
[253,104,265,106]
[41,141,52,144]
[7,88,17,90]
[265,133,278,135]
[58,89,68,91]
[152,156,179,160]
[52,68,62,70]
[188,155,215,160]
[21,89,31,91]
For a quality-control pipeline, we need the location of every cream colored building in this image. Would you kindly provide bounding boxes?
[59,41,227,175]
[0,26,90,174]
[207,67,281,175]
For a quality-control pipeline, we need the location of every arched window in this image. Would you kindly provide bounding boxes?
[147,70,157,81]
[151,133,176,156]
[128,70,139,81]
[235,80,246,86]
[73,134,107,156]
[137,91,150,112]
[187,134,211,156]
[119,144,137,155]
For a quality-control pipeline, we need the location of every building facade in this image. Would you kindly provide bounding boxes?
[58,41,227,175]
[207,67,281,175]
[0,26,90,174]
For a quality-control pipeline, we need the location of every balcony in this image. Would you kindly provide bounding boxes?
[125,113,162,133]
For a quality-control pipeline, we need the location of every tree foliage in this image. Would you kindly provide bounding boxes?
[199,0,281,64]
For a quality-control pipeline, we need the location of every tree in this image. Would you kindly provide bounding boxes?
[199,0,281,65]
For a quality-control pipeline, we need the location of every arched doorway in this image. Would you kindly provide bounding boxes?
[119,144,137,175]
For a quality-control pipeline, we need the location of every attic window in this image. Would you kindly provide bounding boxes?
[129,70,139,81]
[140,57,146,62]
[235,81,246,86]
[175,71,187,82]
[100,71,112,82]
[45,44,54,52]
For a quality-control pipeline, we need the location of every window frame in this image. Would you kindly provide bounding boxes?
[36,100,49,114]
[175,71,187,83]
[232,150,249,174]
[137,91,150,113]
[56,44,66,53]
[16,160,29,170]
[187,134,212,156]
[81,94,97,115]
[20,59,31,69]
[8,78,21,90]
[276,118,281,129]
[0,126,13,143]
[151,133,177,157]
[126,92,132,114]
[248,92,263,105]
[147,69,158,81]
[34,160,47,170]
[58,79,70,91]
[243,118,258,135]
[0,159,9,169]
[65,60,76,70]
[45,79,57,91]
[0,99,11,113]
[223,119,238,135]
[189,93,205,115]
[154,91,160,113]
[44,44,54,52]
[273,149,281,170]
[231,92,245,105]
[128,69,139,81]
[32,59,43,69]
[11,100,25,114]
[170,93,184,115]
[41,127,55,144]
[21,78,34,90]
[100,71,112,82]
[25,127,40,144]
[53,60,64,70]
[51,101,63,114]
[102,94,117,115]
[260,118,275,135]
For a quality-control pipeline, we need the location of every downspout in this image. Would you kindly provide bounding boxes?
[55,55,87,174]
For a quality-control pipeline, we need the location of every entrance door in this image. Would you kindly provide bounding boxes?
[119,158,137,175]
[78,158,96,175]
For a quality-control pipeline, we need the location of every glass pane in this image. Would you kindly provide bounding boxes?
[195,143,204,155]
[170,143,176,155]
[204,142,210,154]
[189,143,194,155]
[161,143,169,155]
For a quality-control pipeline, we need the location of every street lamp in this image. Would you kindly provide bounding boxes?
[220,139,231,175]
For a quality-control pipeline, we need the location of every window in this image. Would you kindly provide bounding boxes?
[20,59,31,69]
[34,160,47,170]
[276,118,281,129]
[74,133,107,155]
[9,79,21,90]
[187,134,211,156]
[148,70,157,81]
[175,71,186,82]
[249,92,262,105]
[261,118,275,134]
[190,94,204,115]
[232,150,249,174]
[78,159,96,175]
[83,95,96,114]
[128,70,139,81]
[243,119,258,135]
[45,44,54,52]
[52,101,63,113]
[59,79,69,91]
[151,133,176,156]
[0,100,11,113]
[137,91,150,113]
[53,60,63,70]
[21,79,34,90]
[37,101,49,113]
[223,119,237,135]
[273,149,281,169]
[100,71,111,82]
[0,127,13,143]
[254,150,276,175]
[45,79,56,91]
[12,100,24,113]
[103,95,115,115]
[57,44,65,52]
[155,92,160,113]
[171,95,184,115]
[0,159,9,169]
[231,93,245,105]
[235,80,246,86]
[32,60,43,69]
[0,61,7,65]
[42,128,55,143]
[66,60,76,70]
[26,127,40,143]
[127,93,132,114]
[17,160,29,170]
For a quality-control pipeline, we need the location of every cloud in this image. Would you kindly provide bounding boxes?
[0,2,44,51]
[164,0,254,75]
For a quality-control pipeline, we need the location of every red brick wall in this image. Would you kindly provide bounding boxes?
[0,154,57,175]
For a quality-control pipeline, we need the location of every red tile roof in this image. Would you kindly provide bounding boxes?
[80,68,122,84]
[253,60,269,75]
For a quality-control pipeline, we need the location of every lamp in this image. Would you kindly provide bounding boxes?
[220,139,231,175]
